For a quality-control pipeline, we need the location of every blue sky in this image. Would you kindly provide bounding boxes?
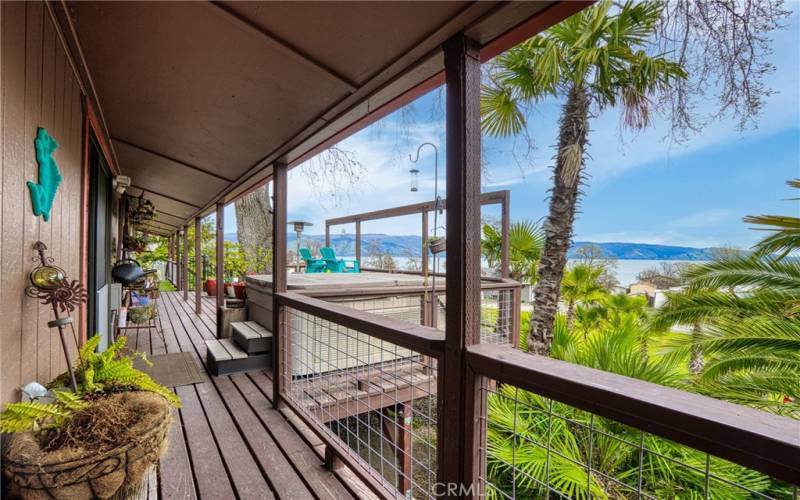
[226,6,800,250]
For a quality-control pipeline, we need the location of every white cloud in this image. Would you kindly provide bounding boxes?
[668,209,735,229]
[287,118,447,235]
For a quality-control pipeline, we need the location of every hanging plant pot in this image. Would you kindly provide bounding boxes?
[429,237,446,254]
[3,392,172,500]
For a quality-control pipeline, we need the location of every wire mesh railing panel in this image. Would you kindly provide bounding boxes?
[333,295,426,326]
[330,288,517,345]
[479,289,515,345]
[478,382,798,500]
[282,307,439,499]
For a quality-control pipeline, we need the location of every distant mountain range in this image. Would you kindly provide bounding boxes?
[225,232,719,261]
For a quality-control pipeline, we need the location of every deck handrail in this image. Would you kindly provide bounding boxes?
[275,291,445,357]
[296,278,522,299]
[467,342,800,486]
[272,290,799,497]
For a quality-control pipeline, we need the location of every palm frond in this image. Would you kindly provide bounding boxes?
[684,256,800,293]
[480,84,526,137]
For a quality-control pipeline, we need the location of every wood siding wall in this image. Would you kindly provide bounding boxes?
[1,2,85,404]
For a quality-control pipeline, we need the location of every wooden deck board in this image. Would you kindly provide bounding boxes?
[121,291,366,500]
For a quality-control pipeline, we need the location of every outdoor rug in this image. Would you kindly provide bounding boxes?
[134,352,203,388]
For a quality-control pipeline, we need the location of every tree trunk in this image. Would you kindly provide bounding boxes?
[689,323,704,375]
[565,300,576,331]
[528,85,589,355]
[235,185,273,275]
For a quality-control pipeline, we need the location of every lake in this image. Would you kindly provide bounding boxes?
[346,255,706,288]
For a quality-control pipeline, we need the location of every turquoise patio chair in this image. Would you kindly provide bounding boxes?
[299,247,326,273]
[320,246,360,273]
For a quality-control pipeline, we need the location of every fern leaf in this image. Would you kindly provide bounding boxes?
[52,390,88,411]
[79,335,102,361]
[0,402,68,433]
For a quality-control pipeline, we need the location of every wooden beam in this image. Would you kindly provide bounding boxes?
[272,163,288,408]
[111,136,236,183]
[215,202,225,336]
[467,343,800,486]
[207,2,359,92]
[325,190,508,227]
[131,185,202,209]
[195,217,202,314]
[440,33,482,495]
[182,226,189,300]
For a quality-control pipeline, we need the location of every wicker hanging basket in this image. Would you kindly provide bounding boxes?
[2,392,172,500]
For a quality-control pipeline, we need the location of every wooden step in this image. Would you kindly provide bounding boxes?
[232,321,272,354]
[205,338,271,376]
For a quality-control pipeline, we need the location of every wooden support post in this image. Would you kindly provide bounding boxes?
[215,202,225,336]
[167,235,173,283]
[195,217,202,315]
[175,233,181,291]
[272,163,288,408]
[439,33,483,497]
[500,192,510,279]
[182,227,189,299]
[355,221,361,264]
[324,445,342,471]
[397,404,413,495]
[512,286,522,348]
[421,210,429,277]
[325,222,330,247]
[379,404,412,494]
[497,191,512,340]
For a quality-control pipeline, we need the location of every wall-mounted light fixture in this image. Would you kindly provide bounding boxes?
[113,175,131,195]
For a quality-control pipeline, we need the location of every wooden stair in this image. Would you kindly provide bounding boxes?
[206,321,272,375]
[232,321,272,354]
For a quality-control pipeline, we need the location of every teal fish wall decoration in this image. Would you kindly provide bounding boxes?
[28,127,61,222]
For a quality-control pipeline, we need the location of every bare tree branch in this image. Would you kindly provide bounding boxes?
[654,0,791,142]
[301,146,366,208]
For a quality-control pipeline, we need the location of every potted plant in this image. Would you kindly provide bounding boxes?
[126,193,156,227]
[205,278,217,297]
[232,281,246,300]
[1,335,179,499]
[427,236,446,254]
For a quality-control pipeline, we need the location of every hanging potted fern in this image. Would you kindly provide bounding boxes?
[1,335,179,499]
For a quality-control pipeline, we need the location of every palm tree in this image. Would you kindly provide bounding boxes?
[486,314,776,499]
[481,0,687,354]
[560,264,606,329]
[481,219,545,283]
[652,180,800,414]
[744,179,800,259]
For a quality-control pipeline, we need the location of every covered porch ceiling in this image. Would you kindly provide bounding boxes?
[64,1,585,236]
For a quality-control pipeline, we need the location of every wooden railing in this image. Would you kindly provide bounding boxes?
[467,344,800,489]
[298,278,523,347]
[275,291,445,498]
[271,292,800,499]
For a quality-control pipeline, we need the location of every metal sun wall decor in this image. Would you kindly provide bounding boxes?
[26,241,86,392]
[27,127,62,222]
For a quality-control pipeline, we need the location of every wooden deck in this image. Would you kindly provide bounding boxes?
[127,291,378,500]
